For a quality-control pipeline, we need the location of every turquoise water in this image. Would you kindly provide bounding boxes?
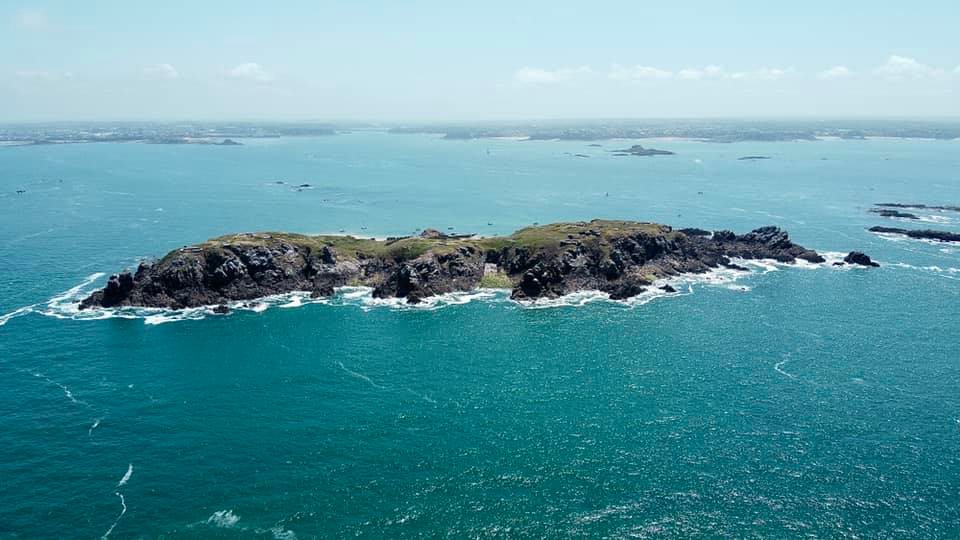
[1,134,959,538]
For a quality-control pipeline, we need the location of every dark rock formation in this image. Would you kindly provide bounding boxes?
[612,145,675,156]
[870,208,919,219]
[868,226,960,243]
[875,203,960,213]
[843,251,880,267]
[79,220,869,309]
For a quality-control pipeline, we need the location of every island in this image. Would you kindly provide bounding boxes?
[868,226,960,243]
[612,145,675,157]
[875,203,960,213]
[738,156,771,160]
[869,208,919,219]
[79,220,877,310]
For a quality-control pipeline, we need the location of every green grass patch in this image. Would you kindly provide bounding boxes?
[478,271,513,289]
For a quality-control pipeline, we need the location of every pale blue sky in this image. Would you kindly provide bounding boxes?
[2,0,958,121]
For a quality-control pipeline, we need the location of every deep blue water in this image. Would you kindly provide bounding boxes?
[1,133,959,538]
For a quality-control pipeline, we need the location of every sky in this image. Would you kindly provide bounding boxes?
[2,0,959,122]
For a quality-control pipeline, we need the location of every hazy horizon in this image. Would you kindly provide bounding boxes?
[3,1,959,122]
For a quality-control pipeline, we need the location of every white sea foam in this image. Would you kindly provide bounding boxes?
[117,463,133,487]
[207,510,241,528]
[520,290,611,309]
[915,214,955,225]
[889,262,960,280]
[774,358,796,379]
[405,387,438,404]
[266,525,298,540]
[0,305,36,327]
[336,361,386,390]
[873,231,960,247]
[101,492,127,539]
[891,262,960,274]
[26,371,88,406]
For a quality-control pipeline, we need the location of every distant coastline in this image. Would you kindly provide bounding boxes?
[2,120,959,147]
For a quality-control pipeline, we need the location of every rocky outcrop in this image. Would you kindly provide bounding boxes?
[612,145,675,156]
[79,220,870,309]
[869,208,919,219]
[875,203,960,213]
[842,251,880,267]
[868,226,960,243]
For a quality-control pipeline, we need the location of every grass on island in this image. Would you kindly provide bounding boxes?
[201,232,484,262]
[172,220,675,264]
[478,271,513,289]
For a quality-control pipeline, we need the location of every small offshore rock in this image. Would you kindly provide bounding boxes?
[843,251,880,267]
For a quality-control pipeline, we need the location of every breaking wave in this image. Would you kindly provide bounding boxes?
[0,252,875,325]
[207,510,241,528]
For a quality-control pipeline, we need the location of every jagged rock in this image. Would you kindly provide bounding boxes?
[100,272,134,307]
[311,286,335,298]
[713,230,737,242]
[212,305,231,314]
[605,281,646,300]
[659,284,677,293]
[843,251,880,267]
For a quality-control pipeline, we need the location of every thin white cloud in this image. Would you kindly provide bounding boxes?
[608,64,673,81]
[229,62,273,82]
[674,65,790,81]
[751,67,793,81]
[677,65,737,80]
[15,69,57,81]
[15,8,49,30]
[817,66,852,80]
[143,63,179,80]
[874,55,944,79]
[514,66,591,84]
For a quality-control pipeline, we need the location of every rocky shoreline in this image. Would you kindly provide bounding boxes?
[79,220,877,310]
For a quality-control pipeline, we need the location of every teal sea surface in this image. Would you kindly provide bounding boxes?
[1,134,959,538]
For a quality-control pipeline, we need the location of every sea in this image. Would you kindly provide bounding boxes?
[1,132,958,538]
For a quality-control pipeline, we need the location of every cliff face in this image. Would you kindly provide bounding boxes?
[79,220,831,309]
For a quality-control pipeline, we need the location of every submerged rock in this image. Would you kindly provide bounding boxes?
[79,220,865,308]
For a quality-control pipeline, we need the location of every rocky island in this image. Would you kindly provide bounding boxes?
[868,226,960,243]
[612,145,675,157]
[79,220,876,310]
[870,208,919,219]
[875,203,960,213]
